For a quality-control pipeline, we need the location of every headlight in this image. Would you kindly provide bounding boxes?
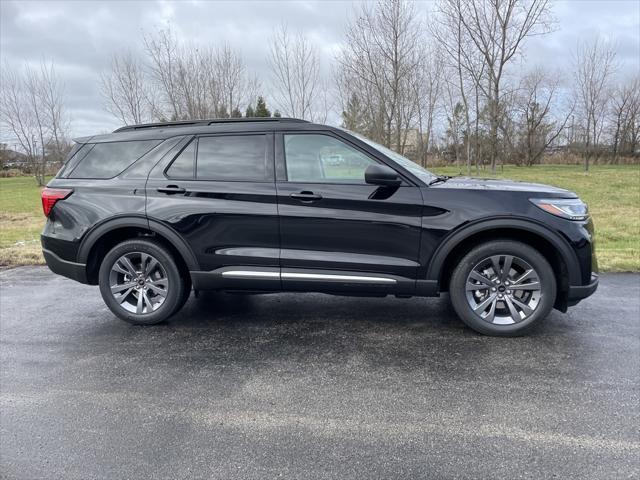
[530,198,589,221]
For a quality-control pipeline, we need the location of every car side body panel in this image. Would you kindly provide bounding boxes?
[41,119,598,311]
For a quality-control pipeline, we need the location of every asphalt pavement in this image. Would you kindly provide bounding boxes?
[1,267,638,479]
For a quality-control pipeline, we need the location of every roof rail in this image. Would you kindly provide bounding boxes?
[113,117,309,133]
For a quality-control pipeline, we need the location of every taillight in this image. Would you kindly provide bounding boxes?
[41,188,73,217]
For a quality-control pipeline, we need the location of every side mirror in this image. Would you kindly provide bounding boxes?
[365,164,402,188]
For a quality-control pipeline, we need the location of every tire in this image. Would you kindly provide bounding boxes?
[98,239,187,325]
[449,240,556,336]
[172,274,192,315]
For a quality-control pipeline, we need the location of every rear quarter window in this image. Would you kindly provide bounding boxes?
[68,140,161,179]
[56,143,91,178]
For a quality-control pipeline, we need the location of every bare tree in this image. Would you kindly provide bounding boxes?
[516,67,574,165]
[610,77,640,162]
[456,0,553,172]
[413,48,443,167]
[443,80,465,170]
[100,51,150,125]
[176,46,218,119]
[39,62,70,165]
[573,37,617,170]
[144,29,216,120]
[620,79,640,157]
[140,28,258,121]
[215,44,259,117]
[268,24,321,120]
[337,0,424,153]
[143,28,183,120]
[433,0,488,173]
[0,61,68,185]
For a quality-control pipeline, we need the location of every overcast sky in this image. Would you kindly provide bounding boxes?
[1,0,639,140]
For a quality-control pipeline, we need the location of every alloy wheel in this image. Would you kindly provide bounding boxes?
[465,255,542,325]
[109,252,169,314]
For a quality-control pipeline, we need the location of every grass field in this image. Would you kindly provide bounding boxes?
[0,165,638,270]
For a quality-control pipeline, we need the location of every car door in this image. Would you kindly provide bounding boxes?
[275,131,423,295]
[145,132,281,290]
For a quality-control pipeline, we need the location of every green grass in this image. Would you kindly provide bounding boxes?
[0,176,52,266]
[0,165,638,270]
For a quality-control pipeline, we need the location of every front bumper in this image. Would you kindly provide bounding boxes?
[567,273,599,306]
[42,248,88,284]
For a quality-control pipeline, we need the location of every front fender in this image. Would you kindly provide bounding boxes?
[425,216,582,286]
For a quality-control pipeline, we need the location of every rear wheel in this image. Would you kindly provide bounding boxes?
[99,239,186,325]
[173,274,192,315]
[449,240,556,336]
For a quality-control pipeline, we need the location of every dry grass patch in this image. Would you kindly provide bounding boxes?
[0,243,44,267]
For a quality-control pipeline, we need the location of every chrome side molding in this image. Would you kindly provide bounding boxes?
[221,270,280,278]
[220,270,397,284]
[281,272,396,284]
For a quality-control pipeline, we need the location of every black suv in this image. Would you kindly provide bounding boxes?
[41,118,598,336]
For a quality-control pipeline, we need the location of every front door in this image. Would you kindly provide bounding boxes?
[275,132,423,295]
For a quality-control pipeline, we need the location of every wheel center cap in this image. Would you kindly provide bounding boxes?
[498,285,506,293]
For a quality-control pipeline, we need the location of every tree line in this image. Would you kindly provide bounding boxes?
[1,0,638,185]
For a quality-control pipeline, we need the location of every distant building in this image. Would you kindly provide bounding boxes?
[401,129,429,157]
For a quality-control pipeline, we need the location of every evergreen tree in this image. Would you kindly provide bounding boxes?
[245,105,255,117]
[341,93,367,133]
[273,110,282,118]
[254,96,271,117]
[230,107,242,118]
[216,105,229,118]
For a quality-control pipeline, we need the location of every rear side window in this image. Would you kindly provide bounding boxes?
[196,135,268,181]
[166,141,195,179]
[69,140,161,179]
[57,143,91,178]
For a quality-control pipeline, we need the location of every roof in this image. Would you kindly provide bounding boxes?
[112,117,309,133]
[74,117,325,144]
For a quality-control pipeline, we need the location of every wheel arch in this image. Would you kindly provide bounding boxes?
[78,216,198,285]
[428,218,580,310]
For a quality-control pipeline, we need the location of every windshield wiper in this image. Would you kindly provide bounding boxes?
[428,175,451,186]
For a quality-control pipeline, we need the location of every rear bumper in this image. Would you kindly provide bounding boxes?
[567,273,599,306]
[42,248,88,284]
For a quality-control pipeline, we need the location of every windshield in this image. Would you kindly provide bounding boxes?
[341,129,437,184]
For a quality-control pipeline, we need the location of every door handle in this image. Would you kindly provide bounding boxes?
[290,191,323,202]
[157,185,186,194]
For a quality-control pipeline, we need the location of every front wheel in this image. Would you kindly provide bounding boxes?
[99,239,186,325]
[449,240,556,336]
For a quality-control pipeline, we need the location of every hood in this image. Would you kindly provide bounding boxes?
[434,176,577,197]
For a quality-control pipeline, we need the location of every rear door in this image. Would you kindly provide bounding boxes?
[145,132,280,289]
[275,131,423,295]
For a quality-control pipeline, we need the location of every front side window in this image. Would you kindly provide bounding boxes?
[196,135,268,181]
[69,140,161,179]
[284,134,377,183]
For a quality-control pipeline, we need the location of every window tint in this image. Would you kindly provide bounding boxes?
[166,141,195,179]
[69,140,161,179]
[284,134,377,183]
[57,143,91,178]
[196,135,268,181]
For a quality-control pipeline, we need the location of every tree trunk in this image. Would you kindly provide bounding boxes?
[489,92,498,173]
[474,86,480,174]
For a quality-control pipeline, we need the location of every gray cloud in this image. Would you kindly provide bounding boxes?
[1,0,638,140]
